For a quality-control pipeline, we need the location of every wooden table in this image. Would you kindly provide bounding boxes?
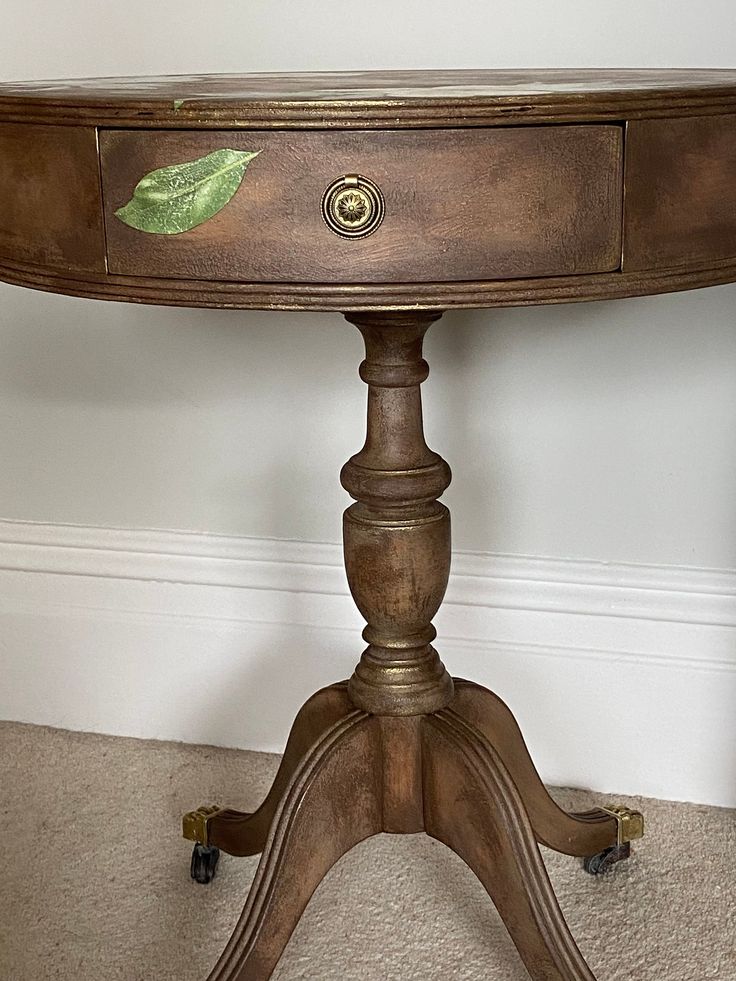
[2,69,735,980]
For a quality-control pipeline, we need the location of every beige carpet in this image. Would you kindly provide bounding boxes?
[1,720,734,981]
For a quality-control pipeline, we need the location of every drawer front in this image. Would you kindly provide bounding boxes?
[100,126,623,284]
[624,115,736,271]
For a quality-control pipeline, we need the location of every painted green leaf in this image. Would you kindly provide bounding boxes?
[115,148,261,235]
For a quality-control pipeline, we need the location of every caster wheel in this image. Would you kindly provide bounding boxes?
[583,841,631,875]
[190,843,220,884]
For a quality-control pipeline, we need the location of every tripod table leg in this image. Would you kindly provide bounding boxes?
[423,709,597,981]
[206,710,383,981]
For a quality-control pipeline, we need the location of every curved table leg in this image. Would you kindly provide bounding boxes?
[423,709,597,981]
[451,680,633,858]
[189,683,354,858]
[207,708,383,981]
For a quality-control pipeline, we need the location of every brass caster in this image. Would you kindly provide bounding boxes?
[183,804,227,883]
[182,803,226,848]
[599,805,645,844]
[583,805,644,875]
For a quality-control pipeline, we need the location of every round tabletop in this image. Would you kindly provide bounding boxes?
[1,69,735,311]
[3,69,736,126]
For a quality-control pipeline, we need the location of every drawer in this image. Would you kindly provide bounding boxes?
[100,126,623,284]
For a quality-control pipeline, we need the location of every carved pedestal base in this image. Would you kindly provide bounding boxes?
[184,311,643,980]
[189,680,641,981]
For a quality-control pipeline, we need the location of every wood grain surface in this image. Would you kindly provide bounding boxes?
[2,69,736,129]
[100,126,623,284]
[624,113,736,270]
[0,123,104,272]
[1,69,735,309]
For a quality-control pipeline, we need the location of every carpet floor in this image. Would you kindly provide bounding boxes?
[0,720,734,980]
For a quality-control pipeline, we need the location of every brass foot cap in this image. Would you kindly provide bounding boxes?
[182,804,225,847]
[600,805,645,845]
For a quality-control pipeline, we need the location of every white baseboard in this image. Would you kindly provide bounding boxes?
[0,518,734,807]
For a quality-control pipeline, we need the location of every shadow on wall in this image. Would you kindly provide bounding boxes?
[2,279,735,563]
[0,286,355,405]
[426,285,736,566]
[0,285,364,539]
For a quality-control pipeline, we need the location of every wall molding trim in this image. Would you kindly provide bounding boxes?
[1,517,735,630]
[1,518,734,806]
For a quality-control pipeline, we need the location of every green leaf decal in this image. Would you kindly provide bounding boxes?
[115,148,261,235]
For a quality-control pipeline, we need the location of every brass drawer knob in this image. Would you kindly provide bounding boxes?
[322,174,385,238]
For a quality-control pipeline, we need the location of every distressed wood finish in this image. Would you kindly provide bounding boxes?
[0,123,105,272]
[3,69,736,128]
[7,71,731,980]
[1,70,736,309]
[624,113,736,270]
[205,672,621,980]
[4,257,736,311]
[341,312,454,716]
[451,680,623,857]
[100,126,623,284]
[423,711,596,981]
[207,708,382,981]
[204,684,352,857]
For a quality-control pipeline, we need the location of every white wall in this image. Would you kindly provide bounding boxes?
[1,1,736,805]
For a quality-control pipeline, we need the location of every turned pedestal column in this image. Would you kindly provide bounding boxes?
[341,310,454,717]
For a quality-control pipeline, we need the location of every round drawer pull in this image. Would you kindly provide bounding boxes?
[322,174,385,238]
